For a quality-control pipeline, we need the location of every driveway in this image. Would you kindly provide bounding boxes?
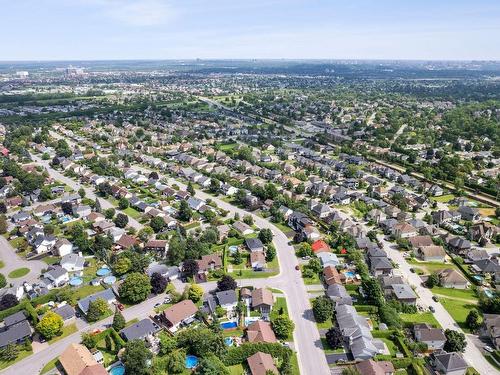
[325,352,353,364]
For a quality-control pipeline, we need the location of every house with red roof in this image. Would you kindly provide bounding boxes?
[311,240,330,254]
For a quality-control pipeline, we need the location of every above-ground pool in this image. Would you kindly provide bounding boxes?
[220,321,238,330]
[69,277,83,286]
[109,364,125,375]
[103,275,117,284]
[484,289,494,298]
[224,337,234,346]
[96,268,111,276]
[228,245,238,254]
[185,355,199,369]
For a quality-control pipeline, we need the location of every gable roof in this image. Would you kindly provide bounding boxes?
[163,300,198,326]
[59,343,98,375]
[247,352,278,375]
[252,288,273,308]
[246,321,277,343]
[434,352,468,372]
[119,318,157,341]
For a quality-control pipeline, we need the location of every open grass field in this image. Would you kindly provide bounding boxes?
[48,323,78,344]
[408,259,458,274]
[122,207,141,219]
[440,297,477,332]
[431,194,455,203]
[431,287,478,302]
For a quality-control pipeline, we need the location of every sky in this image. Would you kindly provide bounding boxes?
[1,0,499,61]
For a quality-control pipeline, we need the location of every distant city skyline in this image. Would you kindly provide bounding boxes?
[1,0,499,61]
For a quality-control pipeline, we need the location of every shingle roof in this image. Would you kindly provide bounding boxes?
[119,318,156,341]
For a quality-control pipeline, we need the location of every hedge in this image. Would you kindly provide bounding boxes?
[223,343,292,366]
[24,302,39,325]
[391,358,413,369]
[354,305,378,314]
[394,335,412,358]
[92,328,125,349]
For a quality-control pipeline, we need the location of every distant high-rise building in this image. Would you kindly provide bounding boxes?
[15,71,29,78]
[65,65,84,76]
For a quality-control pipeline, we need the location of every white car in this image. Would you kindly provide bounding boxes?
[484,345,494,353]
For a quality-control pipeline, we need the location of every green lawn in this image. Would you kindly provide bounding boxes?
[408,259,458,274]
[227,364,245,375]
[40,357,59,374]
[70,284,105,301]
[0,260,4,269]
[440,297,476,332]
[230,269,279,279]
[48,323,78,344]
[183,221,201,230]
[316,318,334,330]
[0,347,33,370]
[42,256,60,265]
[431,194,455,203]
[8,267,30,278]
[400,312,441,328]
[431,287,478,302]
[122,207,141,219]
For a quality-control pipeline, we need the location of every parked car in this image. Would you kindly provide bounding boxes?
[432,296,439,302]
[484,346,494,353]
[410,268,415,273]
[429,306,435,313]
[295,265,300,270]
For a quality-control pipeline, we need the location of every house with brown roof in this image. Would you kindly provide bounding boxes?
[246,321,277,343]
[115,234,137,250]
[144,239,168,255]
[355,359,395,375]
[438,269,470,289]
[323,265,343,286]
[416,245,446,262]
[161,300,198,332]
[413,323,446,351]
[392,222,418,239]
[251,288,274,319]
[409,235,434,250]
[59,343,107,375]
[247,352,278,375]
[197,254,222,272]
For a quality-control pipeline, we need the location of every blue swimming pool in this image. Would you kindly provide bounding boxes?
[185,355,199,369]
[220,321,238,330]
[344,271,355,278]
[109,364,125,375]
[224,337,234,346]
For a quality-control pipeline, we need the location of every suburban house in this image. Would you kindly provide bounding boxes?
[60,253,85,272]
[311,240,331,254]
[52,238,74,257]
[390,284,417,305]
[247,351,278,375]
[438,269,470,289]
[250,251,266,271]
[233,221,254,236]
[431,352,468,375]
[246,320,277,343]
[251,288,274,320]
[119,318,158,341]
[161,300,198,332]
[59,343,107,375]
[409,235,434,250]
[245,238,264,253]
[355,359,395,375]
[323,265,344,286]
[77,289,116,316]
[482,314,500,349]
[413,323,446,351]
[458,206,480,221]
[144,239,169,256]
[416,245,446,262]
[317,252,340,268]
[326,284,353,306]
[216,290,238,316]
[44,266,69,287]
[392,222,418,239]
[52,304,76,324]
[0,312,32,348]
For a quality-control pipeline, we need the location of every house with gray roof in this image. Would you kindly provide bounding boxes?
[326,284,353,306]
[216,290,238,315]
[78,289,116,315]
[120,318,158,342]
[0,320,32,348]
[53,304,76,322]
[432,352,467,375]
[390,284,417,305]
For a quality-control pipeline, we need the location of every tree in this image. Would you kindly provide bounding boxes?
[150,216,165,233]
[86,298,111,322]
[95,198,102,213]
[158,331,177,355]
[266,244,276,262]
[271,315,295,339]
[466,309,482,331]
[195,355,229,375]
[118,198,130,210]
[426,273,440,288]
[149,171,159,180]
[178,200,192,222]
[0,274,6,289]
[187,182,195,196]
[325,327,343,349]
[61,201,73,216]
[97,182,112,197]
[119,272,152,304]
[104,208,115,220]
[444,329,467,352]
[122,339,153,375]
[182,259,199,277]
[81,332,99,349]
[39,186,53,201]
[113,257,132,275]
[177,327,226,357]
[243,215,253,226]
[0,216,6,235]
[379,304,402,329]
[188,284,204,302]
[78,187,86,199]
[151,272,168,294]
[0,294,18,310]
[0,202,6,214]
[112,309,126,331]
[114,213,129,228]
[296,242,313,258]
[0,344,19,361]
[167,235,186,266]
[258,228,273,244]
[165,350,185,374]
[312,296,333,323]
[361,278,384,306]
[217,275,237,291]
[342,367,361,375]
[138,226,154,241]
[36,311,64,339]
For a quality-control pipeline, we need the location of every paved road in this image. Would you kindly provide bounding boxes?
[0,235,46,285]
[30,153,143,231]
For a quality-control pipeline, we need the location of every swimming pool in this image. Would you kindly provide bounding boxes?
[344,271,356,278]
[244,317,260,327]
[224,337,234,346]
[185,355,199,369]
[96,268,111,276]
[69,277,83,286]
[220,321,238,330]
[484,289,494,298]
[109,364,125,375]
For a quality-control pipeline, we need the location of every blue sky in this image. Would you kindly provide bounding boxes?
[1,0,499,60]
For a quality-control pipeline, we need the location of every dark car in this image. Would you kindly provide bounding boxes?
[429,306,435,313]
[410,268,415,273]
[432,296,439,302]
